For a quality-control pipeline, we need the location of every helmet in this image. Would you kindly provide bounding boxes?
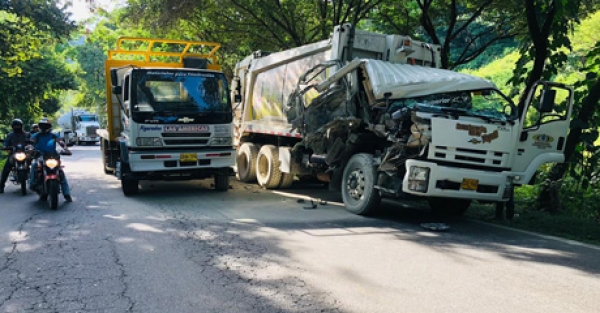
[38,118,52,132]
[11,119,23,128]
[31,124,39,130]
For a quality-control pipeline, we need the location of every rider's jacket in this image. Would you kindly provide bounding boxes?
[3,131,30,153]
[31,132,60,155]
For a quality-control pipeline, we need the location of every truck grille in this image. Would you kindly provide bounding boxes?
[86,125,99,137]
[429,145,509,168]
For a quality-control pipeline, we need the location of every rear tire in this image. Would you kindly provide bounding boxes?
[237,143,259,182]
[256,145,282,189]
[21,181,26,195]
[428,197,471,216]
[341,154,381,215]
[279,173,294,189]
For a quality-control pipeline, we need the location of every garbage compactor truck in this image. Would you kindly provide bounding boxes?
[231,24,574,215]
[98,37,235,196]
[57,109,100,146]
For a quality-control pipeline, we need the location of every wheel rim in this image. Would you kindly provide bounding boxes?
[258,154,269,178]
[238,153,248,172]
[346,168,365,201]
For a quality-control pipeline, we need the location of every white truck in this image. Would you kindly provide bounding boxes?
[231,24,574,215]
[57,109,101,146]
[98,37,235,196]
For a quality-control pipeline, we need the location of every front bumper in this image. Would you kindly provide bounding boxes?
[78,136,100,142]
[402,159,512,201]
[128,149,236,173]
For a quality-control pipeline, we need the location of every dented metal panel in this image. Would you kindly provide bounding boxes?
[362,59,497,100]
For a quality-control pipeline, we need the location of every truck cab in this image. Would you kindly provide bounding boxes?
[99,38,235,195]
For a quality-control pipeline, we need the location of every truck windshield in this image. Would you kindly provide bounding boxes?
[131,70,232,124]
[79,115,97,122]
[388,89,517,122]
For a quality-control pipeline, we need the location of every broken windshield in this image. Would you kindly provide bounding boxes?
[388,89,517,122]
[130,69,232,124]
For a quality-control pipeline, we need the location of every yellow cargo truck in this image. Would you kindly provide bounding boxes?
[98,37,235,195]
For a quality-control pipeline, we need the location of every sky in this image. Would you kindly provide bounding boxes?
[63,0,124,22]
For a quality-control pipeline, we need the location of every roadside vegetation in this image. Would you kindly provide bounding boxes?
[1,0,599,244]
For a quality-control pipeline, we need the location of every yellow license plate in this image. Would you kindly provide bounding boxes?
[180,153,197,162]
[461,178,479,190]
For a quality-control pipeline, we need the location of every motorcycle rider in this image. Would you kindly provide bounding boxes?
[29,118,72,202]
[1,119,31,193]
[30,124,39,135]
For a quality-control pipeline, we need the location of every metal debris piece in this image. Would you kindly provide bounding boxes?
[420,223,450,231]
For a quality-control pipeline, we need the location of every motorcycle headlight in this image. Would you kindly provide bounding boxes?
[45,159,60,169]
[14,152,27,162]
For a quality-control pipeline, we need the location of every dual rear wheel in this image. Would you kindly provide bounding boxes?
[238,143,294,189]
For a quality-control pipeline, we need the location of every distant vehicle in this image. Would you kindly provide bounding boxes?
[231,24,574,216]
[57,109,100,146]
[98,37,235,196]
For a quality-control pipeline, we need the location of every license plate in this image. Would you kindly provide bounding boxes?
[180,153,197,163]
[461,178,479,190]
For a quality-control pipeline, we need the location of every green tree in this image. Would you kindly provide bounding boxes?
[0,0,76,126]
[373,0,524,70]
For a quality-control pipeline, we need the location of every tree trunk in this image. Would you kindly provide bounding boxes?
[539,77,600,212]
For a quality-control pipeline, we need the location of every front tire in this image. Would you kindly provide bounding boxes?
[256,145,282,189]
[341,154,381,215]
[48,180,59,210]
[237,143,259,182]
[18,170,27,195]
[214,172,229,191]
[121,177,139,196]
[428,197,471,216]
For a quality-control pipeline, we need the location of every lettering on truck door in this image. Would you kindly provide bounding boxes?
[513,84,574,175]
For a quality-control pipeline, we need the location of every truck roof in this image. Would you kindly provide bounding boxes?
[363,59,497,100]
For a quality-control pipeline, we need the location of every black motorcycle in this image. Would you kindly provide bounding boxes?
[2,144,33,195]
[34,150,70,210]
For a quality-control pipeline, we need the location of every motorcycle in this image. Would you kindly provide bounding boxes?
[1,143,33,195]
[34,149,71,210]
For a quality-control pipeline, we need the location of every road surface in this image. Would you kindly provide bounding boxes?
[1,145,599,312]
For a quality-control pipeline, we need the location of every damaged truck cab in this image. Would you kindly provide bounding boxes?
[232,24,574,215]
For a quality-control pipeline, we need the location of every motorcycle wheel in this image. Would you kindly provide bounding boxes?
[48,180,59,210]
[18,171,27,195]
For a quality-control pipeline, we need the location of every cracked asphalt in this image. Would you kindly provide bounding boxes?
[1,145,600,313]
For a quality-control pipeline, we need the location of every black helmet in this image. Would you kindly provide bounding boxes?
[38,118,52,131]
[11,119,23,127]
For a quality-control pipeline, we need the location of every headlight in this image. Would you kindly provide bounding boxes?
[210,137,232,146]
[408,166,430,193]
[136,137,163,146]
[14,152,27,162]
[45,159,60,169]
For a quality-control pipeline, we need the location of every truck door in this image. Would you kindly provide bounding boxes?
[512,82,574,181]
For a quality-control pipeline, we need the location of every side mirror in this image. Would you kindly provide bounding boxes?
[112,86,122,95]
[539,89,556,113]
[110,69,119,87]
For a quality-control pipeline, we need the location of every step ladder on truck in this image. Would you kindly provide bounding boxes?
[231,24,574,216]
[98,37,235,195]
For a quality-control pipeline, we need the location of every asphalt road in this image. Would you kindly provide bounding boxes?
[1,145,599,313]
